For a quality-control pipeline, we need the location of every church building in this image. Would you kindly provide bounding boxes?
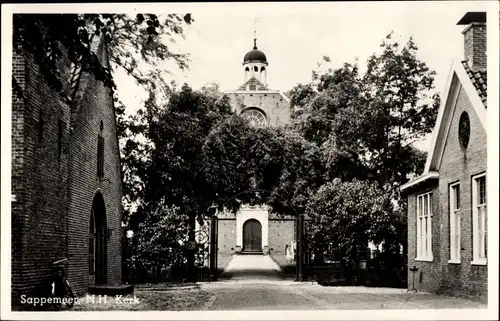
[197,39,297,264]
[11,17,124,309]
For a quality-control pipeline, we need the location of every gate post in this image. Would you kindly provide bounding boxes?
[295,214,299,281]
[209,214,218,281]
[297,213,305,281]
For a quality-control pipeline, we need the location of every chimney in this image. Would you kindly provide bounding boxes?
[457,12,487,71]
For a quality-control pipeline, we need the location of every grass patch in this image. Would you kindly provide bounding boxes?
[269,253,296,280]
[66,287,213,311]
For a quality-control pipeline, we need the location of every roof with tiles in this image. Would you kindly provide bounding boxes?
[461,60,487,108]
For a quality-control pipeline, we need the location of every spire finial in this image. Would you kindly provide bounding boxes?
[253,18,258,49]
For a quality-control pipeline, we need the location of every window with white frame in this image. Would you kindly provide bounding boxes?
[416,192,433,260]
[472,174,487,264]
[449,183,461,263]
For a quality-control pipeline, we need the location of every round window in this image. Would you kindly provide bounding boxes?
[458,112,470,149]
[242,109,267,127]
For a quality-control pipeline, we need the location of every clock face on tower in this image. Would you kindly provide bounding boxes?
[242,109,267,127]
[458,112,470,149]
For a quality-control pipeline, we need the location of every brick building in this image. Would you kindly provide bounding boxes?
[400,12,488,301]
[196,39,296,263]
[11,18,123,309]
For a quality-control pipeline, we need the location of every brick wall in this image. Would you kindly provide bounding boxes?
[11,29,123,307]
[406,85,487,301]
[11,48,27,305]
[11,48,72,307]
[437,85,487,300]
[215,216,295,259]
[268,219,295,255]
[407,185,442,294]
[227,92,291,126]
[67,35,123,295]
[217,219,237,255]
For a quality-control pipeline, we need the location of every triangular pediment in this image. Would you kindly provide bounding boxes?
[423,58,487,174]
[237,77,267,91]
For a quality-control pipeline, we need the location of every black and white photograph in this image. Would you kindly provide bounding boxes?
[1,2,498,320]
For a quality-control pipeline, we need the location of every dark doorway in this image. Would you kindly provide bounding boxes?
[89,192,107,285]
[242,219,262,252]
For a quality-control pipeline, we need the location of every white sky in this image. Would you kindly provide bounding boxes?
[111,1,493,151]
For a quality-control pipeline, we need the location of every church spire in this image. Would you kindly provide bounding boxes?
[253,18,258,49]
[243,17,267,86]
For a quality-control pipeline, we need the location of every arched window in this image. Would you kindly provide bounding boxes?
[97,134,104,180]
[261,66,266,72]
[241,108,267,127]
[245,67,249,72]
[253,66,258,72]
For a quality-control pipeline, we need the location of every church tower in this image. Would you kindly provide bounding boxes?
[225,36,291,127]
[243,38,268,86]
[205,33,296,262]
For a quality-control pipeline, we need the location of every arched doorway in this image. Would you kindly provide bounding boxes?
[242,219,262,252]
[89,192,107,285]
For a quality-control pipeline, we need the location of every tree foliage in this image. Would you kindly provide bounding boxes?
[13,13,193,96]
[123,84,233,280]
[289,33,440,193]
[133,205,189,273]
[306,179,404,284]
[362,33,440,187]
[119,32,438,286]
[144,85,232,220]
[201,118,324,215]
[286,34,439,286]
[307,179,394,255]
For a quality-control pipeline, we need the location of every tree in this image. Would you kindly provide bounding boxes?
[306,179,394,284]
[362,33,440,189]
[287,34,439,285]
[132,205,190,281]
[289,61,372,183]
[129,84,232,279]
[201,118,324,216]
[288,34,440,193]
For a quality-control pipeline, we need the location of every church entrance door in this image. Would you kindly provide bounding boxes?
[242,219,262,252]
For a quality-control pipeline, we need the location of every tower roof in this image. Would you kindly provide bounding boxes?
[243,38,267,64]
